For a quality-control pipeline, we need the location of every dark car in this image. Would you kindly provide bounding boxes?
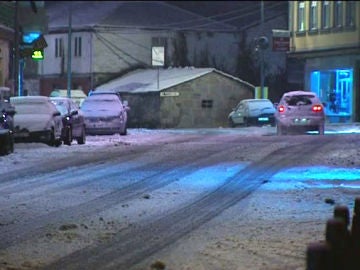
[0,101,15,155]
[50,97,86,145]
[275,90,325,135]
[228,98,276,127]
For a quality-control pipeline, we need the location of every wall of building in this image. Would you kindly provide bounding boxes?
[119,72,253,129]
[159,72,253,128]
[290,1,360,53]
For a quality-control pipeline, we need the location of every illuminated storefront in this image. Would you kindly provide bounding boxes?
[310,68,353,123]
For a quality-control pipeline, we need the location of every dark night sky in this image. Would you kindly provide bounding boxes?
[166,1,288,29]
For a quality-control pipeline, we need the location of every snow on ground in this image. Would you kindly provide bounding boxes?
[1,123,360,270]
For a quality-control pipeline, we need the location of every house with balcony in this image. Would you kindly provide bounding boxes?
[288,1,360,123]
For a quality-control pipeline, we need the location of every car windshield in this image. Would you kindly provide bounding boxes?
[248,100,273,110]
[81,95,120,111]
[51,100,68,115]
[284,95,314,106]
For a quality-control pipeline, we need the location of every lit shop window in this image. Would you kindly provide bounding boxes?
[310,69,353,118]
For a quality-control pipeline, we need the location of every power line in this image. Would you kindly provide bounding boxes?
[94,31,150,67]
[93,2,286,33]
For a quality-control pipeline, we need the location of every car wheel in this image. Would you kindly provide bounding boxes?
[48,129,62,147]
[47,130,55,146]
[243,117,249,127]
[9,135,14,153]
[64,126,72,146]
[318,124,325,135]
[228,118,236,128]
[77,127,86,145]
[120,124,127,136]
[277,124,284,135]
[0,134,10,155]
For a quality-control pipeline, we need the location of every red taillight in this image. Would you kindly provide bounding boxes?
[278,105,286,113]
[312,104,323,112]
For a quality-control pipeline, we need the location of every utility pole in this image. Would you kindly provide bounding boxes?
[14,1,20,96]
[67,4,72,98]
[260,0,264,98]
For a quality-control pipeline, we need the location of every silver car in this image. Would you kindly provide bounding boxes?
[228,98,276,127]
[10,96,63,146]
[81,93,129,135]
[275,91,325,135]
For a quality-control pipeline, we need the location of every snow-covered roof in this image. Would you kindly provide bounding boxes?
[94,67,255,94]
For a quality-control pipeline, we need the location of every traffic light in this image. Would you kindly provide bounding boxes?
[32,50,44,60]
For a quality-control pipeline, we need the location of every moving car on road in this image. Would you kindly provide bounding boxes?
[275,90,325,135]
[81,93,129,135]
[50,97,86,145]
[10,96,63,146]
[228,98,276,127]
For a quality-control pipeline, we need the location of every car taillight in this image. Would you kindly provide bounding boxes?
[278,105,285,113]
[312,104,323,112]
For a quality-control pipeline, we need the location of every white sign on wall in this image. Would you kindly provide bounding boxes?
[152,46,165,66]
[160,91,179,97]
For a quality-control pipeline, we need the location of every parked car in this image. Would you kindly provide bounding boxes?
[50,97,86,145]
[10,96,63,146]
[0,101,15,155]
[275,90,325,135]
[228,98,276,127]
[81,93,129,135]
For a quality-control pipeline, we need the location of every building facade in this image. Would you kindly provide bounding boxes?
[39,1,242,98]
[288,1,360,123]
[94,68,254,128]
[0,2,14,90]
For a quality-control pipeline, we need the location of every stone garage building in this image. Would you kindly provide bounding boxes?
[94,67,255,129]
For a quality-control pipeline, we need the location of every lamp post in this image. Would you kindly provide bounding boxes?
[260,0,264,98]
[14,1,20,96]
[67,4,72,99]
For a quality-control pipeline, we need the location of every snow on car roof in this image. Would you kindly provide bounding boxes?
[10,96,51,104]
[283,90,315,96]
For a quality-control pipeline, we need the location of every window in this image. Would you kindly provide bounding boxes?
[309,1,318,31]
[151,37,167,47]
[297,1,305,31]
[321,1,331,29]
[201,100,213,108]
[334,1,343,28]
[74,36,82,57]
[310,69,353,121]
[345,1,356,27]
[55,38,64,58]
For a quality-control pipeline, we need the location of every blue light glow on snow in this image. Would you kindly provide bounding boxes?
[267,166,360,190]
[180,163,248,189]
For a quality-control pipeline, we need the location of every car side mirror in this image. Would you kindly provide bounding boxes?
[71,110,78,116]
[54,111,61,117]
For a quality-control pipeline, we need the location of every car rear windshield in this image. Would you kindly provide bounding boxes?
[248,100,273,110]
[284,95,314,106]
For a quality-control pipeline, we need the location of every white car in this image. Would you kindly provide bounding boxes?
[10,96,63,146]
[275,91,325,135]
[228,98,276,127]
[81,93,129,135]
